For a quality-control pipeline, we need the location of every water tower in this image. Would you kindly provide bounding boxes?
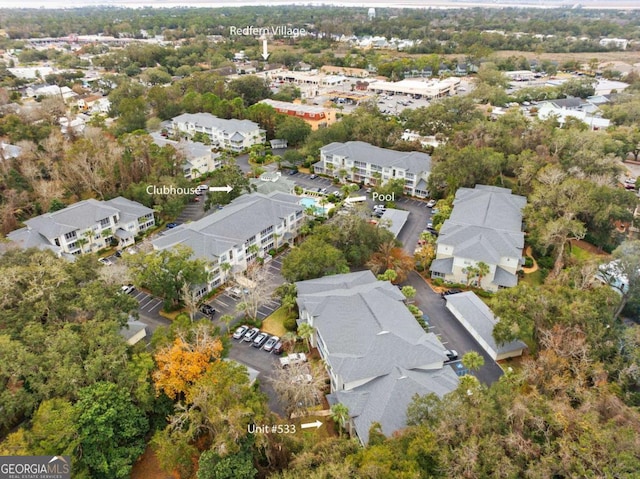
[368,8,376,21]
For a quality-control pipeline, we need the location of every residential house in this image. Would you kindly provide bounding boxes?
[250,172,296,195]
[171,113,265,152]
[120,318,148,346]
[25,84,77,102]
[295,271,459,445]
[150,132,222,179]
[77,94,111,115]
[7,196,155,257]
[445,292,527,360]
[259,99,338,130]
[315,141,432,198]
[151,192,304,295]
[537,102,610,130]
[431,185,526,292]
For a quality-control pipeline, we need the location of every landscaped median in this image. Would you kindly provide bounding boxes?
[261,306,292,337]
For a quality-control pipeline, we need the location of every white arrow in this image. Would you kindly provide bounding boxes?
[300,420,322,430]
[261,38,270,61]
[209,185,233,193]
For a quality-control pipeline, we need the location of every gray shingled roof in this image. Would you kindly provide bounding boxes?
[320,141,431,175]
[22,199,120,239]
[379,208,409,238]
[438,185,526,263]
[493,266,518,287]
[446,291,526,356]
[333,365,459,444]
[296,271,458,444]
[430,257,453,274]
[448,185,526,232]
[104,197,154,224]
[172,112,261,135]
[152,192,303,261]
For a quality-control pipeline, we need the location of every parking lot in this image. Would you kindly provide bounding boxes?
[228,330,285,415]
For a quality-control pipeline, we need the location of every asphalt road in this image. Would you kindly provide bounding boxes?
[405,271,504,385]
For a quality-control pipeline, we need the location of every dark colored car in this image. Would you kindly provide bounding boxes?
[288,169,298,175]
[273,341,284,355]
[200,304,216,317]
[444,349,459,361]
[252,332,269,348]
[166,222,179,229]
[441,288,463,298]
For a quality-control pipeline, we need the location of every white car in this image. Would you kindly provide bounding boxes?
[121,284,135,294]
[426,199,437,208]
[232,325,249,339]
[279,352,307,367]
[263,335,280,352]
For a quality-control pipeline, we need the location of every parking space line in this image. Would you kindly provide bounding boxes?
[147,301,162,312]
[140,298,155,309]
[134,292,146,300]
[215,298,230,307]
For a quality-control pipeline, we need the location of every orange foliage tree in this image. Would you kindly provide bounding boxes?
[153,325,223,400]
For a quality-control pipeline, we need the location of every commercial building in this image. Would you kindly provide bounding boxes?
[366,77,460,99]
[7,197,155,257]
[295,271,459,445]
[171,113,265,152]
[431,185,526,292]
[315,141,432,198]
[259,99,338,130]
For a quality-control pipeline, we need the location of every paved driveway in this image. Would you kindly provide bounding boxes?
[228,337,284,416]
[405,271,504,385]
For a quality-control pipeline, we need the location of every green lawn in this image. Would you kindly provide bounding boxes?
[262,306,290,337]
[570,244,594,261]
[521,269,544,286]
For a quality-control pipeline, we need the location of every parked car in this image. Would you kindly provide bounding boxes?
[121,284,135,294]
[232,325,249,340]
[166,222,179,229]
[320,187,328,194]
[242,327,260,342]
[426,222,433,229]
[263,335,280,352]
[98,257,111,266]
[288,169,298,175]
[114,250,122,258]
[432,208,440,215]
[279,352,307,367]
[374,204,386,210]
[309,174,317,179]
[441,288,463,298]
[444,349,459,361]
[272,341,284,355]
[252,332,270,348]
[426,199,437,208]
[200,304,216,317]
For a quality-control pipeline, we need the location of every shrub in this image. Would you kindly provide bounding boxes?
[283,315,298,332]
[524,257,534,268]
[432,278,444,286]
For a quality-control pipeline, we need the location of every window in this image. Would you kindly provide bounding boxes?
[260,225,274,236]
[64,231,77,241]
[432,271,445,278]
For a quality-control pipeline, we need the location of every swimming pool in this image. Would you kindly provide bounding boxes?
[299,197,329,215]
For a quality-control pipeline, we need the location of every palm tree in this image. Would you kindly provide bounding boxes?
[297,322,314,353]
[281,331,298,353]
[366,241,414,283]
[330,403,350,437]
[461,351,485,375]
[476,261,490,287]
[220,314,234,333]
